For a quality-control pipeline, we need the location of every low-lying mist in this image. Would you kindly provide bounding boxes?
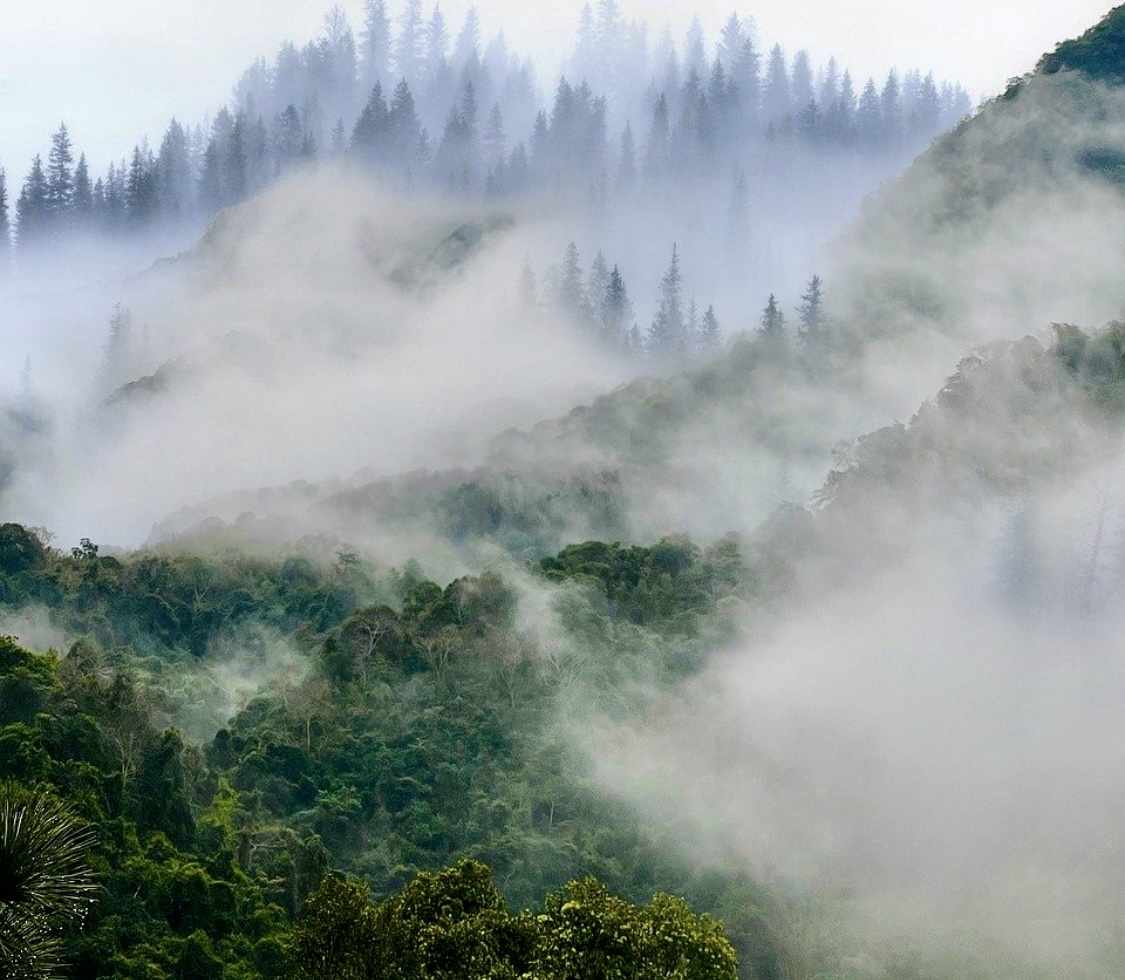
[0,168,633,548]
[563,361,1125,975]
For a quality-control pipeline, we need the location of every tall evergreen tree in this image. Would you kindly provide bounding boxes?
[647,243,685,360]
[72,153,93,226]
[453,7,482,70]
[157,119,192,219]
[556,242,591,327]
[16,155,49,248]
[0,169,9,274]
[46,122,75,229]
[643,94,670,180]
[388,80,421,167]
[126,144,159,225]
[759,293,785,337]
[601,262,634,346]
[424,4,449,77]
[395,0,424,85]
[699,304,721,351]
[361,0,392,89]
[763,45,791,124]
[352,82,390,163]
[797,274,827,346]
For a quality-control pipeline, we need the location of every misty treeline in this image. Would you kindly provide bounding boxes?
[0,2,969,301]
[0,520,782,978]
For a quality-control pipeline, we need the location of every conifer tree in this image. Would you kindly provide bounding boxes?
[602,262,633,346]
[424,4,449,77]
[16,155,49,248]
[126,144,159,225]
[797,274,827,346]
[395,0,424,85]
[760,293,785,336]
[643,94,670,180]
[647,243,685,360]
[157,119,192,218]
[556,242,591,327]
[453,7,481,69]
[389,80,420,166]
[361,0,392,88]
[0,169,9,267]
[275,104,305,169]
[72,153,93,226]
[352,83,390,163]
[46,122,75,228]
[483,103,505,166]
[699,304,721,351]
[718,13,745,72]
[763,45,791,124]
[587,250,610,313]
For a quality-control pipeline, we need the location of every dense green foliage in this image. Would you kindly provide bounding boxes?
[0,530,785,978]
[289,859,737,980]
[1039,5,1125,81]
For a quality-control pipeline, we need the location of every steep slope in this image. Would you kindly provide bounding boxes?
[835,4,1125,349]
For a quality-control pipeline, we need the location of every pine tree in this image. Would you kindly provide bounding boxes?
[483,103,505,166]
[880,69,902,150]
[587,250,610,313]
[759,293,785,336]
[16,155,49,248]
[718,13,745,72]
[453,7,481,70]
[46,122,75,230]
[352,82,390,163]
[157,119,192,219]
[797,274,827,346]
[686,296,700,357]
[100,302,134,390]
[424,4,449,77]
[361,0,392,89]
[733,38,761,126]
[126,144,159,225]
[643,94,670,180]
[601,263,634,346]
[699,305,721,351]
[856,78,882,146]
[0,169,9,274]
[275,104,305,169]
[763,45,791,124]
[389,80,421,167]
[790,51,814,114]
[72,154,93,226]
[198,140,223,213]
[556,242,592,327]
[395,0,424,85]
[647,243,685,361]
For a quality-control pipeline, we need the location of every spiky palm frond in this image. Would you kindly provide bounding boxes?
[0,783,97,980]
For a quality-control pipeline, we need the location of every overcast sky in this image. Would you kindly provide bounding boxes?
[0,0,1113,178]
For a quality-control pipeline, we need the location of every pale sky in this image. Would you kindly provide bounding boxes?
[0,0,1114,179]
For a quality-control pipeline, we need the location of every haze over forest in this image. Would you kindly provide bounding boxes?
[3,3,1125,980]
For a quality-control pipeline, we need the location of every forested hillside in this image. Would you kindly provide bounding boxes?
[6,3,1125,980]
